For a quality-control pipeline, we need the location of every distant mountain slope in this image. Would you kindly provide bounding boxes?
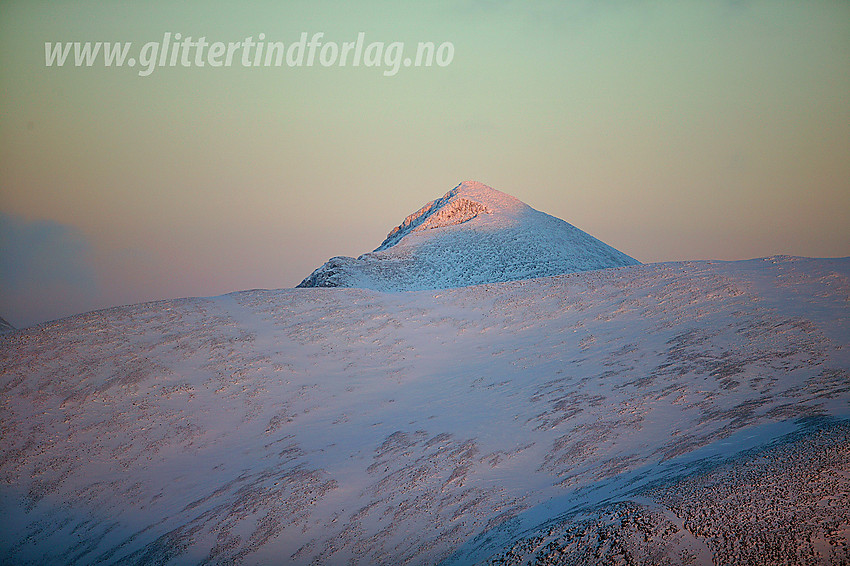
[0,316,14,334]
[297,181,639,290]
[2,256,848,565]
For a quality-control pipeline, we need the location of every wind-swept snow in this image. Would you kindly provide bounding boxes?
[297,181,639,290]
[2,256,849,564]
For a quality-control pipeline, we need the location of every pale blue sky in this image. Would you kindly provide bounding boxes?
[1,1,848,327]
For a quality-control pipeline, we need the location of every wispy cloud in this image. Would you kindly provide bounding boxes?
[0,213,99,327]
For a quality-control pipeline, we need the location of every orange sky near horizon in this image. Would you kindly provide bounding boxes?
[1,1,848,327]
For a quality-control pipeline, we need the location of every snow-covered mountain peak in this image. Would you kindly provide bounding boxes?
[297,181,639,290]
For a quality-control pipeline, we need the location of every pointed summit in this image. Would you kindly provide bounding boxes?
[297,181,639,290]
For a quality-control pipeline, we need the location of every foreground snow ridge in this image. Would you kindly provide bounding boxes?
[297,181,640,290]
[2,256,849,565]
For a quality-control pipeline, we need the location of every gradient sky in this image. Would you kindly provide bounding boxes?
[1,1,848,328]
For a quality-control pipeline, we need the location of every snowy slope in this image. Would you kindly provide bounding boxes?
[2,256,849,565]
[297,181,640,290]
